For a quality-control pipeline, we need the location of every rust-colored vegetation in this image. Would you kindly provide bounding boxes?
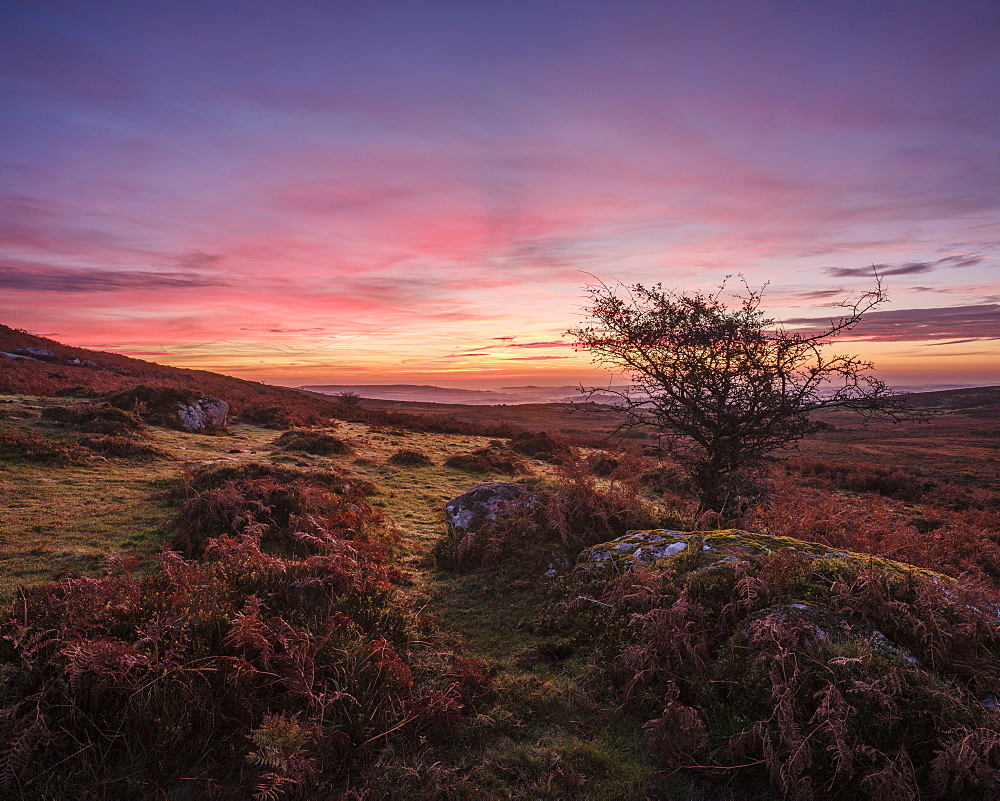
[0,528,491,799]
[545,545,1000,799]
[1,327,999,799]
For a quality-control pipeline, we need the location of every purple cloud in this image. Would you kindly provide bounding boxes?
[0,263,225,292]
[785,304,1000,341]
[826,256,984,278]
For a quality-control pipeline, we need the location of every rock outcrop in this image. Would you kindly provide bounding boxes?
[556,527,1000,796]
[14,347,58,361]
[444,481,535,534]
[177,396,229,432]
[103,385,228,432]
[578,528,951,581]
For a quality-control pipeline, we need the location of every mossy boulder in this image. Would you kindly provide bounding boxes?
[444,481,536,535]
[103,385,228,432]
[553,528,1000,799]
[578,528,952,582]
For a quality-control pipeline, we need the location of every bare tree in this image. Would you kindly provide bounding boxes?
[335,390,363,406]
[568,276,904,517]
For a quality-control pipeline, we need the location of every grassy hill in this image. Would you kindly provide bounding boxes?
[1,328,998,798]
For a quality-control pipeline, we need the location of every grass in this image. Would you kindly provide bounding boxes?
[2,388,998,799]
[0,393,680,799]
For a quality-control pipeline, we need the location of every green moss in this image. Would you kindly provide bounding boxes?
[579,527,954,583]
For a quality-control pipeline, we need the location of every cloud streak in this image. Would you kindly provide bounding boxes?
[826,256,984,278]
[0,263,226,292]
[506,340,572,349]
[785,304,1000,342]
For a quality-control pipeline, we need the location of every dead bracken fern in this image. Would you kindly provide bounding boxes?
[548,545,1000,799]
[170,461,393,557]
[0,523,491,799]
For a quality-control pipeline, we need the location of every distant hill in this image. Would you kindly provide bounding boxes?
[300,384,523,404]
[4,322,996,434]
[300,383,626,405]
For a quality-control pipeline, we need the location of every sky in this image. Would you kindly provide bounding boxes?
[2,0,999,388]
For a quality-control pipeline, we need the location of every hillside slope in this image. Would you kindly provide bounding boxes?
[0,324,337,419]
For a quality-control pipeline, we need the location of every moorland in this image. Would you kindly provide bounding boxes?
[1,323,999,800]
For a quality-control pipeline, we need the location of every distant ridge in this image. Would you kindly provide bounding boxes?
[3,323,995,415]
[299,383,596,405]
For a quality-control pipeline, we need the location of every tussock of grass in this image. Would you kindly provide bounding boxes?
[444,445,527,475]
[388,448,434,467]
[509,430,573,462]
[40,402,145,437]
[0,425,90,464]
[271,428,352,455]
[72,434,172,461]
[170,461,391,557]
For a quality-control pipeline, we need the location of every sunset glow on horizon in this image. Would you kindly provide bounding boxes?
[2,0,999,388]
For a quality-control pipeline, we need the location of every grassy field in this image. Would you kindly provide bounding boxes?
[0,394,698,798]
[2,385,998,799]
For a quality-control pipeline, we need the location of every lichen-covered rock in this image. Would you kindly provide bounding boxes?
[177,396,229,432]
[103,385,228,432]
[578,528,952,581]
[14,347,57,360]
[444,481,535,534]
[742,602,919,664]
[555,528,1000,797]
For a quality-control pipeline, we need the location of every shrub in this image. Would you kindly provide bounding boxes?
[547,546,1000,799]
[0,407,39,420]
[0,425,89,464]
[742,468,1000,582]
[240,403,320,429]
[0,531,491,799]
[444,446,526,476]
[102,385,226,432]
[388,449,433,467]
[40,402,145,437]
[587,453,619,477]
[272,429,351,455]
[323,403,522,439]
[170,462,389,558]
[436,462,682,570]
[787,457,933,502]
[509,431,572,462]
[336,390,363,406]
